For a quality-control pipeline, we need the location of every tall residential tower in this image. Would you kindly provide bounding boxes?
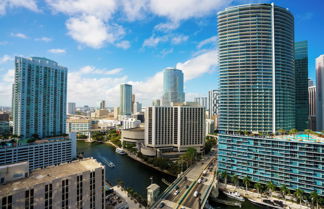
[218,3,295,134]
[12,57,67,138]
[162,68,185,106]
[295,41,309,131]
[120,84,132,115]
[316,55,324,131]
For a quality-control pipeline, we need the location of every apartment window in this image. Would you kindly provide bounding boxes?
[77,175,83,209]
[1,195,12,209]
[62,179,69,209]
[90,171,95,209]
[25,189,34,209]
[45,184,53,209]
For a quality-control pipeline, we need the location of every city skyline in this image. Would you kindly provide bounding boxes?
[0,0,323,107]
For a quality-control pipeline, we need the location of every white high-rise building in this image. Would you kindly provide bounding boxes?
[309,86,316,130]
[316,55,324,131]
[144,104,205,153]
[68,102,76,115]
[120,84,132,115]
[13,57,67,138]
[194,97,208,109]
[208,90,219,119]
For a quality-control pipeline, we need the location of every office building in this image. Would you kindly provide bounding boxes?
[152,99,161,107]
[309,78,314,87]
[121,118,141,130]
[67,102,76,115]
[218,3,295,134]
[309,86,317,130]
[208,90,219,118]
[91,109,109,118]
[120,84,132,115]
[0,112,10,136]
[133,102,142,114]
[132,94,135,113]
[206,119,215,135]
[13,57,67,138]
[194,97,208,109]
[218,134,324,195]
[295,41,309,131]
[316,55,324,131]
[113,107,120,119]
[0,158,105,209]
[100,100,106,110]
[0,134,76,171]
[66,119,94,134]
[162,68,185,106]
[144,103,205,156]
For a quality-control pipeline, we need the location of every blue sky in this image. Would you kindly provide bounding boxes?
[0,0,323,107]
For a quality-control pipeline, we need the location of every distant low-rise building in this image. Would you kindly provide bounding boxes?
[0,158,105,209]
[121,118,141,130]
[67,102,76,115]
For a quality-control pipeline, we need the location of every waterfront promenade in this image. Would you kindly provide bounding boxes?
[113,186,143,209]
[219,184,311,209]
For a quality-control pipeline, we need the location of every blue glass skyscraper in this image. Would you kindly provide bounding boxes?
[162,68,185,106]
[120,84,132,115]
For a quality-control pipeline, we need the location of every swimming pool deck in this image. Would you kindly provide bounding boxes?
[274,134,324,143]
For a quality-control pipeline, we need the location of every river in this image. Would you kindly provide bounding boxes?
[77,141,262,209]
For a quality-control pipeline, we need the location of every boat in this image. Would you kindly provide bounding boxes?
[223,191,245,202]
[115,148,127,155]
[248,198,284,209]
[107,161,115,168]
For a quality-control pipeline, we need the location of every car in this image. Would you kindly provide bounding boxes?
[193,191,199,198]
[197,178,202,184]
[185,185,189,189]
[174,190,179,195]
[175,186,180,190]
[159,202,165,208]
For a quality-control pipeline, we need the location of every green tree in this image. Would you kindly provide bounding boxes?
[232,175,239,188]
[184,147,197,165]
[304,129,312,140]
[221,171,228,185]
[280,185,289,200]
[243,176,251,191]
[310,191,319,209]
[294,189,304,205]
[267,181,276,197]
[278,129,286,137]
[254,183,262,195]
[289,128,298,138]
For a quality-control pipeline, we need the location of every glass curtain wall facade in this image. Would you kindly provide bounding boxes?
[218,3,295,134]
[295,41,309,131]
[316,55,324,131]
[162,68,185,106]
[12,57,67,138]
[120,84,132,115]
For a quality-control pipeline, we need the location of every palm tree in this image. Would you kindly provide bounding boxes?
[280,185,289,200]
[221,171,228,185]
[232,175,239,188]
[289,128,298,139]
[310,191,319,209]
[243,130,249,136]
[254,183,262,195]
[304,129,312,140]
[294,189,304,205]
[278,129,286,137]
[267,181,276,197]
[243,176,251,191]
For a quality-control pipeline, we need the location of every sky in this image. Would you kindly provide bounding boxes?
[0,0,323,107]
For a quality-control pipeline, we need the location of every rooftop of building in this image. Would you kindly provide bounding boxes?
[0,158,103,196]
[122,127,144,132]
[0,136,70,149]
[147,183,160,190]
[67,118,92,123]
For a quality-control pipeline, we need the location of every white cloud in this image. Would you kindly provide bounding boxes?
[171,35,188,45]
[48,48,66,54]
[197,35,217,49]
[3,69,14,83]
[154,21,179,31]
[143,35,168,47]
[159,48,173,57]
[78,66,123,75]
[0,0,39,15]
[35,37,52,42]
[66,15,124,48]
[10,32,28,39]
[149,0,232,30]
[176,49,218,81]
[115,40,131,49]
[0,55,13,63]
[0,69,14,106]
[143,34,188,47]
[120,0,147,21]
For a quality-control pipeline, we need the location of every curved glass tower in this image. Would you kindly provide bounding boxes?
[162,68,185,106]
[218,3,295,133]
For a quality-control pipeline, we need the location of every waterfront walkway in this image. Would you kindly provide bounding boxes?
[113,186,144,209]
[219,184,311,209]
[106,141,176,176]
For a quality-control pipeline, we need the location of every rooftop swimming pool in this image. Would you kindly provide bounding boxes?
[278,134,323,142]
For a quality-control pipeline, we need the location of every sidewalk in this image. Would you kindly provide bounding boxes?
[113,186,144,209]
[219,184,311,209]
